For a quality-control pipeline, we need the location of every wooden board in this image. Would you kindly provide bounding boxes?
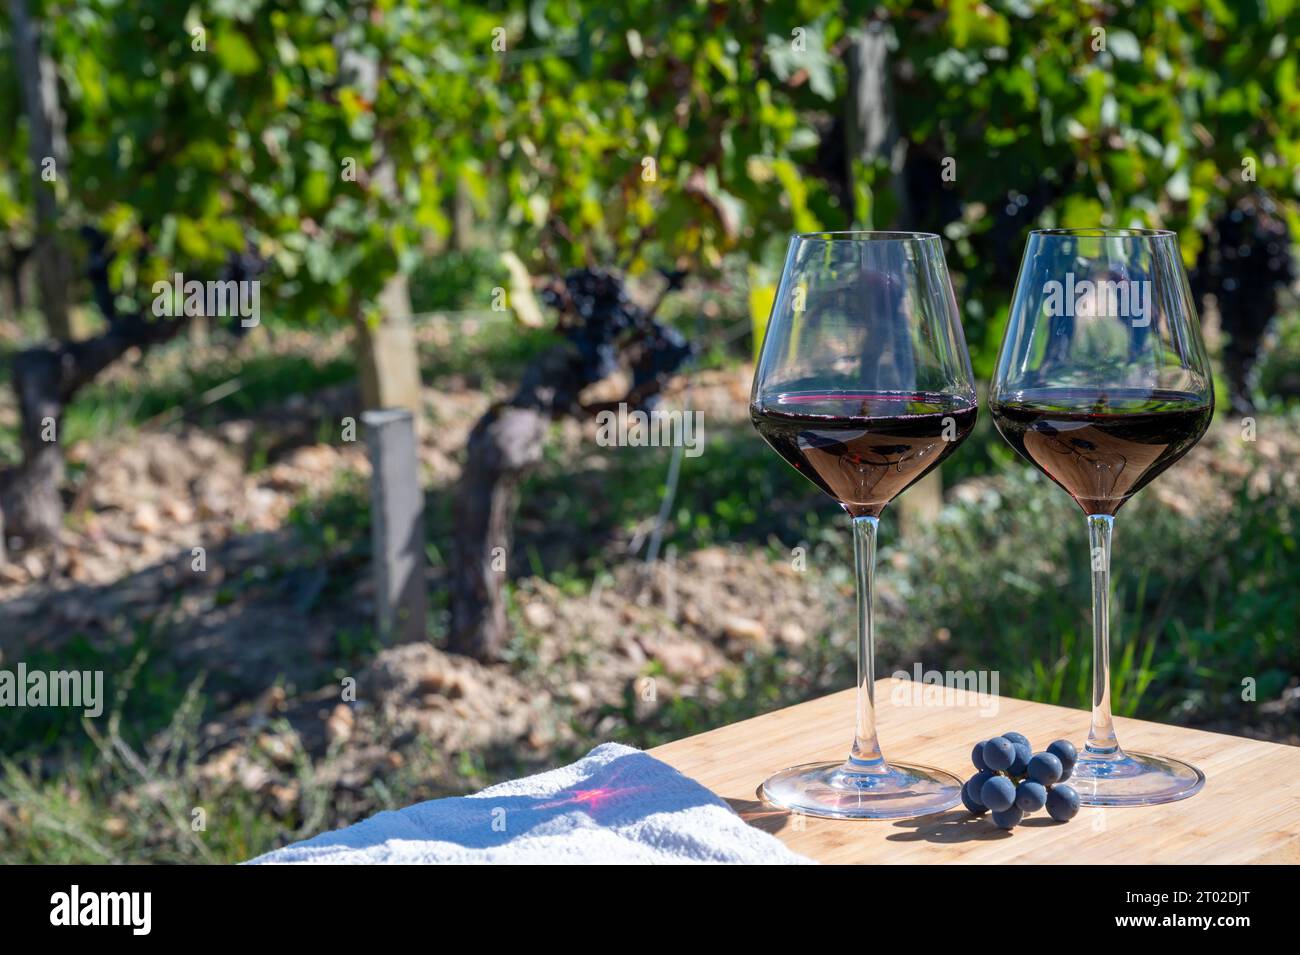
[649,679,1300,864]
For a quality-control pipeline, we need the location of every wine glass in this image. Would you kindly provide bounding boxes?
[989,228,1213,806]
[751,232,978,819]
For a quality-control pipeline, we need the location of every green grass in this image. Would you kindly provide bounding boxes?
[0,338,358,469]
[606,631,852,749]
[61,348,357,446]
[517,419,842,576]
[0,624,191,757]
[887,455,1300,720]
[1258,308,1300,407]
[418,316,562,388]
[0,700,418,864]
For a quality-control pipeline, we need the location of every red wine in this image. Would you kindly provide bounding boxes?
[751,391,977,517]
[989,388,1212,516]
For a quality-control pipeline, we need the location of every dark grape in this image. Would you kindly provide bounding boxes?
[1027,752,1063,786]
[971,741,990,772]
[1003,732,1032,773]
[1046,739,1077,770]
[1015,780,1047,813]
[1009,745,1030,776]
[1046,784,1081,822]
[982,737,1015,772]
[961,781,988,816]
[990,806,1024,830]
[967,770,994,803]
[980,775,1016,812]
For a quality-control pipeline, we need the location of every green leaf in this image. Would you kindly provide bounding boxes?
[213,27,261,76]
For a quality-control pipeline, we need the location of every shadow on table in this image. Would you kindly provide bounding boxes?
[729,801,1028,844]
[886,809,1018,844]
[727,798,794,836]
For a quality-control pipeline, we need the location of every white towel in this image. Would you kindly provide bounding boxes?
[248,742,812,864]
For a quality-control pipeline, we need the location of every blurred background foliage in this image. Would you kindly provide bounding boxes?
[1,1,1297,379]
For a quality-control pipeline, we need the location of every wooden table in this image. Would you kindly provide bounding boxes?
[649,679,1300,863]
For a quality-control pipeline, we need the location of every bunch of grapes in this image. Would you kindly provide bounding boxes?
[1191,193,1296,413]
[962,733,1080,830]
[539,268,693,414]
[540,268,641,384]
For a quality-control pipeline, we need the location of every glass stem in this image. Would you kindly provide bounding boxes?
[849,515,886,769]
[1086,514,1120,757]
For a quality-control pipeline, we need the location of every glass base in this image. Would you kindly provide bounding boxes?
[760,759,963,820]
[1070,749,1205,806]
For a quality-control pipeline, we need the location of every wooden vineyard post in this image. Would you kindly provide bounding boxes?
[356,272,424,422]
[847,21,943,535]
[363,409,428,644]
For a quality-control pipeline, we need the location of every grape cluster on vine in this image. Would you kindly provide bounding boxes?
[540,268,693,414]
